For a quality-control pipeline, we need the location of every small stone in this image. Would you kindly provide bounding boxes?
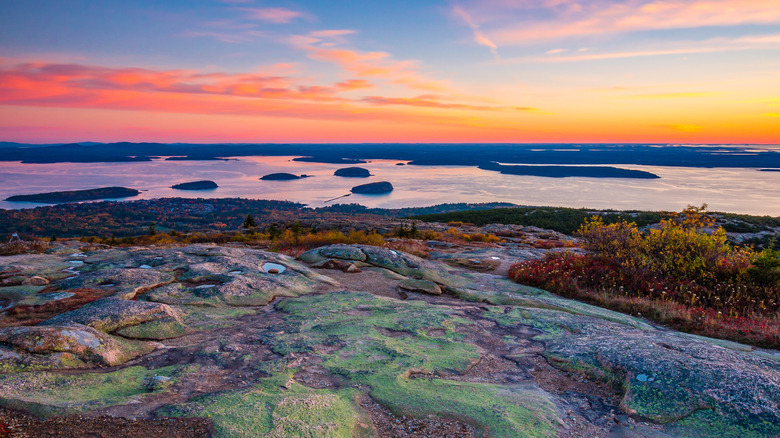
[345,264,361,273]
[22,276,49,286]
[267,268,280,274]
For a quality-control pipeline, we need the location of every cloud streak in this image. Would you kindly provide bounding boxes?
[458,0,780,44]
[452,6,499,59]
[239,7,308,24]
[499,33,780,63]
[0,60,527,129]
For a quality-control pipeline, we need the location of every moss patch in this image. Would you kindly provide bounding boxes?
[160,371,373,438]
[271,291,560,437]
[0,365,185,417]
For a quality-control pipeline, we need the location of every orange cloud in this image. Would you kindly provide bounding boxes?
[363,96,536,112]
[0,60,520,133]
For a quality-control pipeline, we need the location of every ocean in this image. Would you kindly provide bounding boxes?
[1,155,779,215]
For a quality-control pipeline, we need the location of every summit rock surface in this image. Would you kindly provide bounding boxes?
[0,241,777,437]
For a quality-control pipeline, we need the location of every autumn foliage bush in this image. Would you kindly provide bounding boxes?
[509,205,780,348]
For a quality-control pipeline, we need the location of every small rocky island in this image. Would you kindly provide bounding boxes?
[5,187,140,203]
[260,173,310,181]
[334,167,371,178]
[171,180,218,191]
[350,181,394,194]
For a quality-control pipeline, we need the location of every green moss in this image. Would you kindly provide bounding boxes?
[160,372,372,438]
[0,365,185,417]
[666,407,780,438]
[271,291,560,437]
[115,317,189,340]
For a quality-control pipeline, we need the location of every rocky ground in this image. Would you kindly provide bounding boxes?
[0,232,778,437]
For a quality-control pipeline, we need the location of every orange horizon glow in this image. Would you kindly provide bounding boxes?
[0,1,778,144]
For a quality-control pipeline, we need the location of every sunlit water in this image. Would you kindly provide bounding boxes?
[1,156,779,216]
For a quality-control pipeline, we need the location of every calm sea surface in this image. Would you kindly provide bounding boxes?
[1,156,779,216]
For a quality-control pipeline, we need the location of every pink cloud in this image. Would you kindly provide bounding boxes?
[460,0,780,44]
[240,7,308,24]
[0,60,519,131]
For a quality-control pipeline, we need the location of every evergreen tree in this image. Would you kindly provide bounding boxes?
[243,214,257,228]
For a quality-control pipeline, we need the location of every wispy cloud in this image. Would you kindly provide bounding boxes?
[470,0,780,44]
[452,6,499,59]
[239,7,308,24]
[362,95,536,111]
[625,92,718,99]
[288,32,453,92]
[498,33,780,63]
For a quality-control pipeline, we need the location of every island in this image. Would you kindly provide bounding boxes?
[334,167,371,178]
[171,180,218,190]
[260,173,310,181]
[5,187,140,203]
[478,162,660,179]
[293,156,367,164]
[350,181,394,194]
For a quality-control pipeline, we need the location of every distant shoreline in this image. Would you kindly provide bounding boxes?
[2,142,780,169]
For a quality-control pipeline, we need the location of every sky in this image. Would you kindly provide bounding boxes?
[0,0,778,144]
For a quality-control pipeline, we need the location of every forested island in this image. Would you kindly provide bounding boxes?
[351,181,394,194]
[334,167,371,177]
[478,162,660,179]
[5,187,140,203]
[171,181,218,190]
[260,173,309,181]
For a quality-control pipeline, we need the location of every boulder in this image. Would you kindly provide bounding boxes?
[398,279,442,295]
[21,276,49,286]
[0,324,151,368]
[41,297,183,333]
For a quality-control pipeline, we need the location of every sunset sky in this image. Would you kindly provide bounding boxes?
[1,0,778,144]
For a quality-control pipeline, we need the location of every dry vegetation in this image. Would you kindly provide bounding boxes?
[509,206,780,349]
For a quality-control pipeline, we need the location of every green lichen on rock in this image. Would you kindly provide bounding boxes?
[114,317,189,340]
[41,297,184,333]
[159,372,373,438]
[0,325,152,371]
[0,365,183,417]
[271,291,560,437]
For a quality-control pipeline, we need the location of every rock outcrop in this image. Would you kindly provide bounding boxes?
[0,242,778,437]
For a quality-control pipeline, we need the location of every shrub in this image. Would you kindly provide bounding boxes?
[509,205,780,349]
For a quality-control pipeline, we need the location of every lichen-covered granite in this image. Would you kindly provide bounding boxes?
[0,242,778,437]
